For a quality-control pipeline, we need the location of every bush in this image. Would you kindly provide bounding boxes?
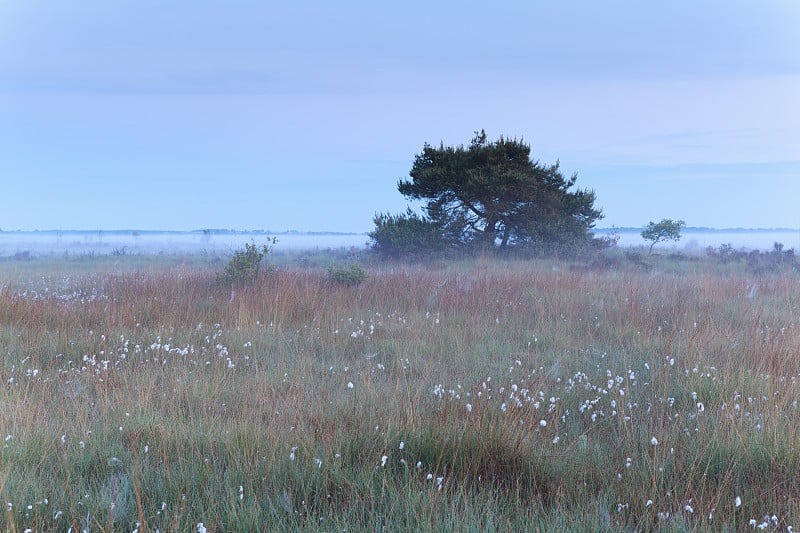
[327,262,368,287]
[369,209,448,260]
[705,242,798,273]
[218,239,275,283]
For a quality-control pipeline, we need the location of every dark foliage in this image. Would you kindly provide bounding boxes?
[378,130,603,258]
[369,209,451,260]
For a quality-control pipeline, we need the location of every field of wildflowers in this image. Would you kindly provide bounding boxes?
[1,253,799,531]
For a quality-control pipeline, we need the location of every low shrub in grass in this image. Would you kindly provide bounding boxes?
[327,262,368,287]
[218,239,276,284]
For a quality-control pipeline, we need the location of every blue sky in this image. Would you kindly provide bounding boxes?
[1,1,798,232]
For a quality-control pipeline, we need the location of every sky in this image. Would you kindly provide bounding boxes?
[1,1,799,232]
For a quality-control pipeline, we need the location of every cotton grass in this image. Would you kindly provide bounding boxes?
[1,253,799,530]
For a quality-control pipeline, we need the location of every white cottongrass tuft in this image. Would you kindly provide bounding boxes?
[197,522,207,533]
[735,496,742,508]
[650,436,658,446]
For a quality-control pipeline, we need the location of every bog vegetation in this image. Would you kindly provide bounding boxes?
[1,245,799,531]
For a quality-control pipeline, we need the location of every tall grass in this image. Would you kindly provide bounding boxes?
[1,257,799,531]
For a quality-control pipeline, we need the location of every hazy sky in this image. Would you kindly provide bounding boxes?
[1,1,799,232]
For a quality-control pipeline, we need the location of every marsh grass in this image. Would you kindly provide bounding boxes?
[1,255,799,531]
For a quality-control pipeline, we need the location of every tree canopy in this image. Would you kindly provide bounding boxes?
[375,130,603,256]
[641,218,685,254]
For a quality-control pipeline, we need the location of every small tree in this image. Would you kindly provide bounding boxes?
[218,239,276,283]
[641,219,685,255]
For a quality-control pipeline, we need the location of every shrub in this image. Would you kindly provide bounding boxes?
[706,242,798,273]
[218,239,275,283]
[369,209,448,260]
[327,262,368,287]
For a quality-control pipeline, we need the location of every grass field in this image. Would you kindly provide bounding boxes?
[1,251,799,531]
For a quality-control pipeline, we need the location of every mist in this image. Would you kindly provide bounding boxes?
[1,228,798,259]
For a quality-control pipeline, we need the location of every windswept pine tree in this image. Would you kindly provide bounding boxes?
[372,130,603,257]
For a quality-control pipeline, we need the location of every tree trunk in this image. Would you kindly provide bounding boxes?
[500,227,510,248]
[484,218,498,248]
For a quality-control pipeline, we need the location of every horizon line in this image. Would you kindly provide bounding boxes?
[1,227,799,234]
